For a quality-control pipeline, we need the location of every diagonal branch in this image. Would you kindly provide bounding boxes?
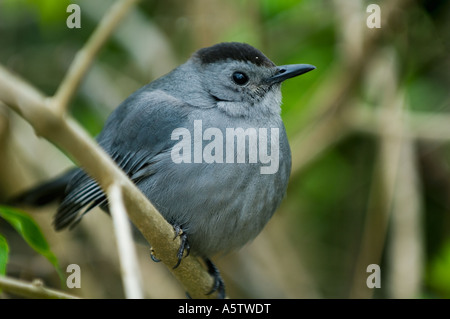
[0,63,217,299]
[0,0,219,298]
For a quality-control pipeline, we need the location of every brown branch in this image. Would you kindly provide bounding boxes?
[0,0,218,298]
[0,63,217,300]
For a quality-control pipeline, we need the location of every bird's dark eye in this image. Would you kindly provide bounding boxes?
[232,71,249,85]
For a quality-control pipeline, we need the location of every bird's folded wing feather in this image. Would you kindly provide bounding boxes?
[54,88,191,230]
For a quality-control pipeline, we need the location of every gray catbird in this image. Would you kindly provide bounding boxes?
[12,42,315,297]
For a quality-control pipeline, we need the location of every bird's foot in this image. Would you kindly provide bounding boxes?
[204,258,226,298]
[172,224,190,269]
[149,224,190,267]
[150,247,160,262]
[150,225,225,298]
[184,259,226,299]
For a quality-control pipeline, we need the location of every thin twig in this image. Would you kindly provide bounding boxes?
[0,276,80,299]
[51,0,139,114]
[108,183,144,299]
[387,129,424,298]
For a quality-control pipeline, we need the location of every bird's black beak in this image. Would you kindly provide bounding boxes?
[267,64,316,84]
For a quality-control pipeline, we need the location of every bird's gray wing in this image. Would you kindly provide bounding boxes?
[53,88,191,230]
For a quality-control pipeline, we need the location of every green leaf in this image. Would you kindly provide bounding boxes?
[0,206,63,281]
[427,240,450,298]
[0,234,9,276]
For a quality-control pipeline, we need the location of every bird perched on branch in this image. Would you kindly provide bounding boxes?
[11,42,315,298]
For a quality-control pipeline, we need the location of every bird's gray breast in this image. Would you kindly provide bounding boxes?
[135,109,291,257]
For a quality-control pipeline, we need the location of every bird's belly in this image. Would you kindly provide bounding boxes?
[138,157,289,257]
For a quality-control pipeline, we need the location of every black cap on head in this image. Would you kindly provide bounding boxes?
[195,42,276,68]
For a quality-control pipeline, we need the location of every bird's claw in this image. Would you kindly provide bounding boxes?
[151,225,225,298]
[205,258,226,298]
[173,224,190,269]
[150,247,161,262]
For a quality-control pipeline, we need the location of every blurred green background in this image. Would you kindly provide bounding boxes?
[0,0,449,298]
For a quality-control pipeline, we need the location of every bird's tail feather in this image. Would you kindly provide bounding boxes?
[7,169,78,207]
